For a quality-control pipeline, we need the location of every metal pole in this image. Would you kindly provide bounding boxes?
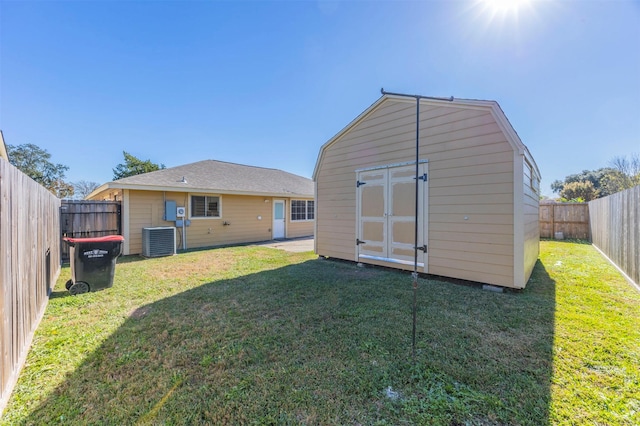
[380,88,453,102]
[379,88,454,359]
[412,97,420,359]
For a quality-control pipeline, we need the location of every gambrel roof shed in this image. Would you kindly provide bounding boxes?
[313,93,541,289]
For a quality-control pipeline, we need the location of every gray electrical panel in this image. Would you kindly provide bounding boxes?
[164,200,177,221]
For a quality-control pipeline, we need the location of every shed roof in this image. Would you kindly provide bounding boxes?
[89,159,314,199]
[313,94,541,180]
[0,131,8,162]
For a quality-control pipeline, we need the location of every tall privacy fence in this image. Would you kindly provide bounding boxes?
[588,186,639,286]
[539,201,590,240]
[0,159,61,414]
[540,188,640,287]
[60,200,121,263]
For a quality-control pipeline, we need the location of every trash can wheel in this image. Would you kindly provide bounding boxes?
[69,281,90,295]
[65,279,73,290]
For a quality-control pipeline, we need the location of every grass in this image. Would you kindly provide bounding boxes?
[2,240,639,425]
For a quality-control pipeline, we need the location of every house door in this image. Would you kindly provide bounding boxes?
[273,200,285,239]
[356,163,428,270]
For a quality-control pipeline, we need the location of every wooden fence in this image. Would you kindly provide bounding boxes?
[588,186,640,286]
[60,200,121,262]
[0,159,61,415]
[539,202,590,240]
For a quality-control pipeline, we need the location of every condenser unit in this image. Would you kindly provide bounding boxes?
[142,227,176,258]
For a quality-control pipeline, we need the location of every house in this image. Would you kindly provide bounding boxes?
[88,160,315,255]
[313,93,541,289]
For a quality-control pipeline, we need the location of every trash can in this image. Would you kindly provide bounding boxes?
[63,235,125,295]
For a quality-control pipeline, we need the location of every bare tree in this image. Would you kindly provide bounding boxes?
[610,153,640,177]
[73,180,101,199]
[606,153,640,192]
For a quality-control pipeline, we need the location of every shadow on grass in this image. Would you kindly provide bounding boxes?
[48,290,72,300]
[21,258,556,425]
[115,255,149,264]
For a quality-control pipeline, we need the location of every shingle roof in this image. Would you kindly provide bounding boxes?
[102,160,314,197]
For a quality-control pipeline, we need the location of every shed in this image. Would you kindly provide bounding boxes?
[88,160,314,255]
[313,93,541,289]
[0,130,8,161]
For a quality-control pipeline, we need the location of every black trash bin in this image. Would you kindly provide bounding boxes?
[63,235,125,295]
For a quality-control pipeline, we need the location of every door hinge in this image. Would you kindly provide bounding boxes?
[356,238,366,245]
[416,245,427,253]
[357,180,367,187]
[414,173,427,181]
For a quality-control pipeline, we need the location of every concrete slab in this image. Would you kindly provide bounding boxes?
[252,237,314,253]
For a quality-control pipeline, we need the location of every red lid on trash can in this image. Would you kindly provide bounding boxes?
[63,235,125,243]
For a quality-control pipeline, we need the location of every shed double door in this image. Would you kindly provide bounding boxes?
[356,163,428,270]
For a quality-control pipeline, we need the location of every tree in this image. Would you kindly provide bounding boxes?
[604,154,640,192]
[73,180,101,199]
[550,168,615,197]
[113,151,165,180]
[551,153,640,199]
[559,180,597,202]
[6,143,74,198]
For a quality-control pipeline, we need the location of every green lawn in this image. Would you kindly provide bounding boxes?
[2,241,639,425]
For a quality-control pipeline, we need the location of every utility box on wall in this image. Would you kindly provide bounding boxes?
[164,201,177,221]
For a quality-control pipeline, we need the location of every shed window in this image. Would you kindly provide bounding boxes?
[523,159,540,195]
[190,195,221,218]
[291,200,314,221]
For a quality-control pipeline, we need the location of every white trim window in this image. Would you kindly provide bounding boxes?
[291,200,314,221]
[190,195,221,218]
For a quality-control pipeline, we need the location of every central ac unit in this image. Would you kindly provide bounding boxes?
[142,227,176,258]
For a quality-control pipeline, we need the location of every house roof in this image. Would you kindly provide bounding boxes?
[88,159,314,199]
[313,93,541,180]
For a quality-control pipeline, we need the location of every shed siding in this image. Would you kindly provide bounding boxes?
[126,190,312,254]
[316,99,516,286]
[522,160,540,285]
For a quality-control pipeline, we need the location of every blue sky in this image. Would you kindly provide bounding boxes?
[1,0,638,197]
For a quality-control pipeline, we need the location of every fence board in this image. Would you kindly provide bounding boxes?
[60,200,121,262]
[0,159,60,415]
[589,186,639,287]
[539,202,590,240]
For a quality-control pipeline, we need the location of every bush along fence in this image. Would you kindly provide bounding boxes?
[0,159,61,415]
[588,185,640,287]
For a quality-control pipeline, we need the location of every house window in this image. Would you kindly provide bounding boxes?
[190,195,221,218]
[291,200,314,221]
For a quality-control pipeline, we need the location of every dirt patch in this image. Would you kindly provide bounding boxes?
[129,306,151,319]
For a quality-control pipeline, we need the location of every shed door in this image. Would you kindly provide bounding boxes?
[357,170,387,258]
[357,163,427,270]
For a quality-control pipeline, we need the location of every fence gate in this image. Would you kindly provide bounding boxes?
[539,202,590,240]
[60,200,122,262]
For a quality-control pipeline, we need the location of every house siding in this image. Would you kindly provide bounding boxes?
[123,190,312,254]
[287,219,314,239]
[316,98,523,287]
[522,158,540,286]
